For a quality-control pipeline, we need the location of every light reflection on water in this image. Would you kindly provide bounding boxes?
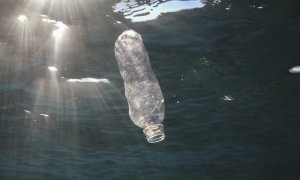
[1,0,300,179]
[4,5,114,126]
[40,14,69,39]
[113,0,207,22]
[67,78,111,83]
[48,66,58,72]
[17,15,28,22]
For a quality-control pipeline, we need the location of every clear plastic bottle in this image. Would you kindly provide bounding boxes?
[114,30,165,143]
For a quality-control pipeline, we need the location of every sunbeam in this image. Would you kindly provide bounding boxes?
[2,0,130,163]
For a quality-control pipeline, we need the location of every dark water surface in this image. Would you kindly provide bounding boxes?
[1,0,300,179]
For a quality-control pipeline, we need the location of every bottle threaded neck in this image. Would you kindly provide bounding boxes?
[143,124,165,143]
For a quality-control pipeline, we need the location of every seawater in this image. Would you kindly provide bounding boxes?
[0,0,300,179]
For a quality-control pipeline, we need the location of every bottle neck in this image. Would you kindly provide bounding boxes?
[143,124,165,143]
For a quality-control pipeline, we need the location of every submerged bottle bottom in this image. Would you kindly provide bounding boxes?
[143,124,165,143]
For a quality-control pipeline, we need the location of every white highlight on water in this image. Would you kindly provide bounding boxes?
[52,29,63,38]
[40,114,49,118]
[40,14,69,39]
[289,66,300,73]
[67,78,111,83]
[18,15,27,22]
[48,66,58,72]
[222,95,234,101]
[24,110,31,114]
[113,0,206,22]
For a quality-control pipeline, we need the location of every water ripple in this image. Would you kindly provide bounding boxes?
[113,0,207,22]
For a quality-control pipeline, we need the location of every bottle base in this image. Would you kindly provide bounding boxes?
[143,124,165,143]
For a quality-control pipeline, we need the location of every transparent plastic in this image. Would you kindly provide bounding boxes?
[114,30,165,143]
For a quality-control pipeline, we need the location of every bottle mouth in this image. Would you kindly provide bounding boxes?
[143,124,165,143]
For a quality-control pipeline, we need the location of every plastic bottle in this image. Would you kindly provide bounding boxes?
[114,30,165,143]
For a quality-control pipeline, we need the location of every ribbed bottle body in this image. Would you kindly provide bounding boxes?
[115,30,165,143]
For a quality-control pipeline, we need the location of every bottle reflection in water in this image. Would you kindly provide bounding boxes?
[114,30,165,143]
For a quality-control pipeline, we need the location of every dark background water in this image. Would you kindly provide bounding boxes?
[0,0,300,179]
